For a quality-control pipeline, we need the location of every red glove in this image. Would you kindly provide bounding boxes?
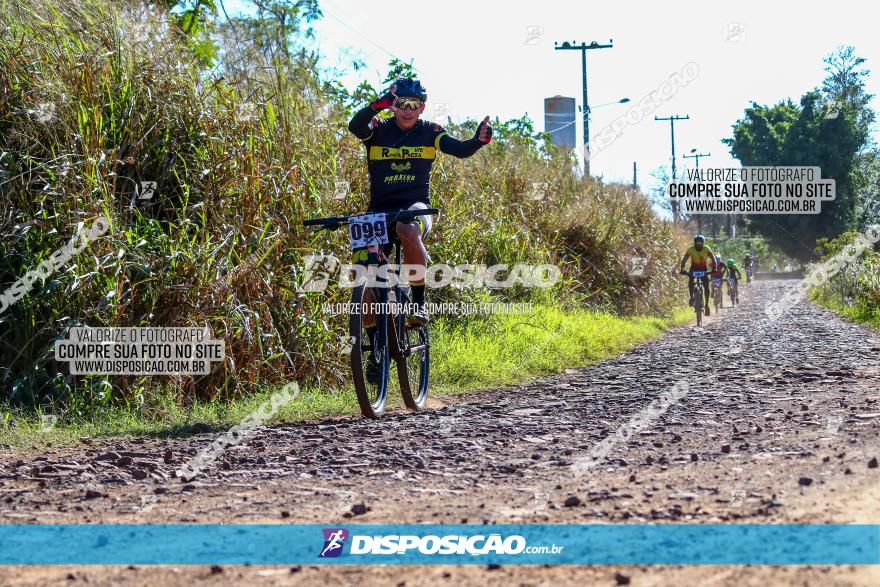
[370,85,397,111]
[475,115,493,144]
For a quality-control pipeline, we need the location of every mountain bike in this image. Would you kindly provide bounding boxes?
[303,208,437,419]
[683,270,707,326]
[745,266,753,284]
[711,275,723,313]
[728,276,739,307]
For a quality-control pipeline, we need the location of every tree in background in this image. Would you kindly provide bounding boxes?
[216,0,322,81]
[650,165,675,220]
[723,46,875,261]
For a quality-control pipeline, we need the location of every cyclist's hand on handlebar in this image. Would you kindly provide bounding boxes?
[475,116,493,144]
[679,269,688,276]
[370,84,397,111]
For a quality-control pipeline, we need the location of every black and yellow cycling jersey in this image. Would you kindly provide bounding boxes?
[348,106,485,212]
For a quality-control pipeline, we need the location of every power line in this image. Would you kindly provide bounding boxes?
[320,2,420,74]
[546,98,628,136]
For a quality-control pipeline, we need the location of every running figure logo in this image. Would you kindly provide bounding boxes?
[319,528,349,558]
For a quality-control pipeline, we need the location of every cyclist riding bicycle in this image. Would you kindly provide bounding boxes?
[679,234,717,315]
[347,77,493,326]
[726,258,743,303]
[743,254,754,283]
[710,253,728,308]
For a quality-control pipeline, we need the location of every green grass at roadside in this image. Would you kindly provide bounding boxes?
[810,291,880,330]
[0,385,360,450]
[1,305,691,450]
[431,305,693,391]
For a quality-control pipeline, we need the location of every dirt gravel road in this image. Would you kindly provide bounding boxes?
[2,280,880,586]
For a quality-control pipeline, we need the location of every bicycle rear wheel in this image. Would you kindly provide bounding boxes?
[350,285,390,418]
[395,288,430,410]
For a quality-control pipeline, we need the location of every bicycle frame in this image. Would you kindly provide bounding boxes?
[691,271,707,307]
[303,207,437,417]
[711,276,723,308]
[368,238,419,360]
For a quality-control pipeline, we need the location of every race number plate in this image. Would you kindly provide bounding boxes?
[729,278,737,285]
[348,213,388,249]
[692,271,706,278]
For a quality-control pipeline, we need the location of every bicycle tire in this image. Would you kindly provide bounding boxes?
[350,285,390,418]
[694,285,704,326]
[399,323,430,410]
[394,288,430,410]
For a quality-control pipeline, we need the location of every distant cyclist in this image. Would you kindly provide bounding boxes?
[743,254,754,283]
[726,258,743,304]
[710,254,728,308]
[347,78,493,326]
[679,235,717,315]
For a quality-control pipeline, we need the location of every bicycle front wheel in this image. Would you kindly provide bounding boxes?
[398,323,429,410]
[694,287,704,326]
[393,287,429,410]
[350,285,390,418]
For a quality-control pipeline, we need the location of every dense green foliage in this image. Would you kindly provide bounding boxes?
[810,230,880,328]
[704,235,792,271]
[0,0,688,419]
[723,47,876,260]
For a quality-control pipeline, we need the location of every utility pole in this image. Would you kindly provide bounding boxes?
[683,151,711,233]
[554,39,613,177]
[632,161,637,189]
[655,114,689,222]
[683,151,710,169]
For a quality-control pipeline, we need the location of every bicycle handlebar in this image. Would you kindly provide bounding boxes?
[303,208,440,230]
[303,216,346,227]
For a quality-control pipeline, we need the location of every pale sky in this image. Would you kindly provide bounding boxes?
[224,0,880,189]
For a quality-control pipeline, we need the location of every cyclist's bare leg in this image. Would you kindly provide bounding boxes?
[396,221,428,269]
[396,221,428,320]
[361,287,376,327]
[702,275,711,307]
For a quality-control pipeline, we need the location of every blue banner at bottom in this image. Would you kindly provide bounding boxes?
[0,524,877,565]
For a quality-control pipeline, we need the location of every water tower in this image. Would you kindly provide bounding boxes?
[544,96,576,150]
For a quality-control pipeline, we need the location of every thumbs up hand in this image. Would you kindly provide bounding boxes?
[475,115,493,144]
